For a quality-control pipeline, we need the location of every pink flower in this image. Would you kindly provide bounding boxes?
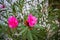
[27,14,37,27]
[0,4,5,9]
[8,16,18,29]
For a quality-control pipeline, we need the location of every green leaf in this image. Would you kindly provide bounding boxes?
[19,27,28,35]
[32,34,38,40]
[35,24,44,30]
[50,23,58,31]
[27,29,33,40]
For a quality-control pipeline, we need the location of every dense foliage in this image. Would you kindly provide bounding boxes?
[0,0,60,40]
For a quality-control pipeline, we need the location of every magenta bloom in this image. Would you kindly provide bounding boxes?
[27,14,37,27]
[8,16,18,29]
[0,4,5,9]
